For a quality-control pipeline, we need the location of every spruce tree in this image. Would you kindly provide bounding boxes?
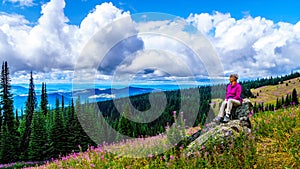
[40,82,48,116]
[276,98,280,110]
[20,71,37,160]
[292,88,299,105]
[28,110,47,161]
[0,62,15,131]
[60,95,71,156]
[65,99,76,153]
[72,97,95,152]
[28,83,49,161]
[285,94,290,106]
[0,61,20,163]
[117,112,132,141]
[48,98,65,158]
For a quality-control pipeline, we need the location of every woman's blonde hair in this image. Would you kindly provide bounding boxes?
[230,74,238,80]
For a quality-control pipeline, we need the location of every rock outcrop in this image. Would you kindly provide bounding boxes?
[178,99,253,154]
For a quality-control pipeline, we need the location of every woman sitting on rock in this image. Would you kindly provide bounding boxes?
[214,74,243,123]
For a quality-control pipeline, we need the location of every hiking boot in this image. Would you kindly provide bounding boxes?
[213,116,222,122]
[222,115,230,123]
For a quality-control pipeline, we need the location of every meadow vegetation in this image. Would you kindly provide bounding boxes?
[17,105,299,169]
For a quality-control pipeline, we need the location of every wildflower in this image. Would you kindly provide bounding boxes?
[289,113,295,118]
[249,110,253,117]
[148,154,153,158]
[170,155,175,160]
[201,145,205,151]
[62,157,67,161]
[90,164,95,168]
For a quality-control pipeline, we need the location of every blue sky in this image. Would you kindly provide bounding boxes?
[0,0,300,84]
[2,0,300,25]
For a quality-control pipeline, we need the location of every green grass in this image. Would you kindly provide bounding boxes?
[21,105,299,169]
[252,106,300,168]
[251,77,300,105]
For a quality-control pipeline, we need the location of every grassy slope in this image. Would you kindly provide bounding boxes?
[250,77,300,105]
[252,106,300,168]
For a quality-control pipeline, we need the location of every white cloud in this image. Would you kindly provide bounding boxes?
[1,0,300,84]
[4,0,34,6]
[0,0,138,83]
[11,69,74,84]
[188,12,300,78]
[88,94,116,99]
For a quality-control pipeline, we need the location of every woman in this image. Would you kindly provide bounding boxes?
[214,74,242,123]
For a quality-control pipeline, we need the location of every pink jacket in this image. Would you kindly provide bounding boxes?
[226,83,242,103]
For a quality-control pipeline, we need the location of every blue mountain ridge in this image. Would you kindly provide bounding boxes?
[12,86,156,112]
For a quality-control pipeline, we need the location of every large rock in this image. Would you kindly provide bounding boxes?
[178,99,253,154]
[230,99,253,125]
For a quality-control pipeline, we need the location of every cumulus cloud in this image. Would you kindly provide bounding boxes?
[188,12,300,78]
[0,0,140,82]
[1,0,300,84]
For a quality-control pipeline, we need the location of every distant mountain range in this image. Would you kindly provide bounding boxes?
[11,81,214,114]
[12,85,156,112]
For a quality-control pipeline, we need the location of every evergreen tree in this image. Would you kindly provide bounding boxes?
[40,82,48,116]
[59,95,71,156]
[292,88,299,105]
[65,99,76,153]
[28,83,49,161]
[0,62,15,131]
[253,102,258,113]
[28,111,47,161]
[285,94,290,106]
[61,95,65,116]
[48,98,65,158]
[72,97,95,151]
[276,98,280,110]
[20,71,37,160]
[0,61,20,163]
[117,111,132,141]
[15,110,19,127]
